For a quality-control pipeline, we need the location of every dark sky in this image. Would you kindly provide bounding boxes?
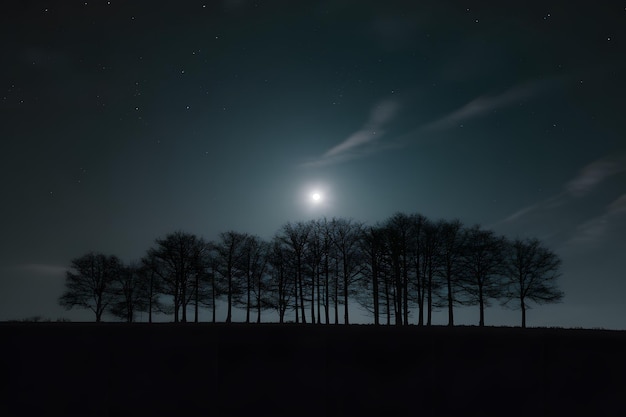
[1,0,625,327]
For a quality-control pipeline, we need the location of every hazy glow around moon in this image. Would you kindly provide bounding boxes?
[301,182,331,212]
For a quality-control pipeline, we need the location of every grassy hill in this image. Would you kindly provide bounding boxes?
[2,323,625,416]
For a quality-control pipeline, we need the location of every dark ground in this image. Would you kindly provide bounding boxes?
[2,323,625,416]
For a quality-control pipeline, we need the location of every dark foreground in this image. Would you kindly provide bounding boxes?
[2,323,625,416]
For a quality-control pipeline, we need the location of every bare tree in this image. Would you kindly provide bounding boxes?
[436,219,465,326]
[501,237,564,328]
[357,225,389,325]
[144,231,207,323]
[201,245,221,323]
[233,235,269,323]
[382,213,419,326]
[109,262,150,323]
[305,219,325,324]
[266,237,295,323]
[278,221,311,323]
[458,226,507,326]
[420,220,442,326]
[59,252,122,322]
[408,213,428,326]
[214,231,249,323]
[329,217,364,325]
[139,255,168,323]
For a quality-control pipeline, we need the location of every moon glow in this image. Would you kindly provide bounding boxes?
[311,192,322,202]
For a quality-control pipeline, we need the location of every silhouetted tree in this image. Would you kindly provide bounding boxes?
[248,238,270,323]
[357,225,386,325]
[501,237,564,328]
[233,235,270,323]
[436,219,465,326]
[409,213,428,326]
[59,252,122,322]
[201,246,221,323]
[109,262,150,322]
[382,213,417,325]
[278,221,311,323]
[304,219,324,324]
[330,217,365,324]
[139,255,168,323]
[420,219,441,326]
[214,231,248,323]
[144,231,207,323]
[266,237,295,323]
[319,217,335,324]
[458,226,507,326]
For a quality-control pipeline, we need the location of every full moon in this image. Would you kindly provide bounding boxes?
[311,192,322,202]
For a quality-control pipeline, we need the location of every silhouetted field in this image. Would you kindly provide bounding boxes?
[2,323,625,416]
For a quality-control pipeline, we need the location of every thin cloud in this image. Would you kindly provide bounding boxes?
[500,192,568,224]
[303,77,562,168]
[501,154,626,225]
[567,193,626,246]
[5,264,68,275]
[302,99,399,167]
[566,155,626,197]
[497,153,626,249]
[423,81,541,132]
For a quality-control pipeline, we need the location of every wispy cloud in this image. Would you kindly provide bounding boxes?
[566,154,626,197]
[302,99,399,167]
[422,80,543,132]
[501,154,626,225]
[498,153,626,248]
[501,192,568,224]
[3,264,68,275]
[303,77,559,168]
[567,193,626,246]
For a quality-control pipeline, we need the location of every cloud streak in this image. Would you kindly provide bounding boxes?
[302,99,399,167]
[502,154,626,224]
[566,154,626,197]
[303,77,560,168]
[567,193,626,246]
[422,80,543,132]
[499,153,626,247]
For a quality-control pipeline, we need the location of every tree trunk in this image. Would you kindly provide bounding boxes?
[384,273,391,325]
[394,261,402,326]
[257,272,262,324]
[372,256,379,326]
[343,255,349,325]
[403,256,409,326]
[311,270,316,325]
[521,298,526,328]
[334,261,339,325]
[446,265,453,327]
[226,271,232,323]
[246,271,251,324]
[149,271,154,324]
[316,267,321,325]
[294,269,299,324]
[325,257,330,324]
[298,270,306,324]
[211,268,216,323]
[478,282,484,327]
[194,274,199,323]
[427,261,433,326]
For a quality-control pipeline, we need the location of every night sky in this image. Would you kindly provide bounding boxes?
[1,1,625,328]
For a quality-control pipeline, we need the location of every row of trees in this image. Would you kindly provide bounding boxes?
[59,213,564,327]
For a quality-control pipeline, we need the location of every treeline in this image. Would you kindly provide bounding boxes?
[59,212,564,328]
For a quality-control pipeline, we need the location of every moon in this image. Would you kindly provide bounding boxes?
[311,192,322,202]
